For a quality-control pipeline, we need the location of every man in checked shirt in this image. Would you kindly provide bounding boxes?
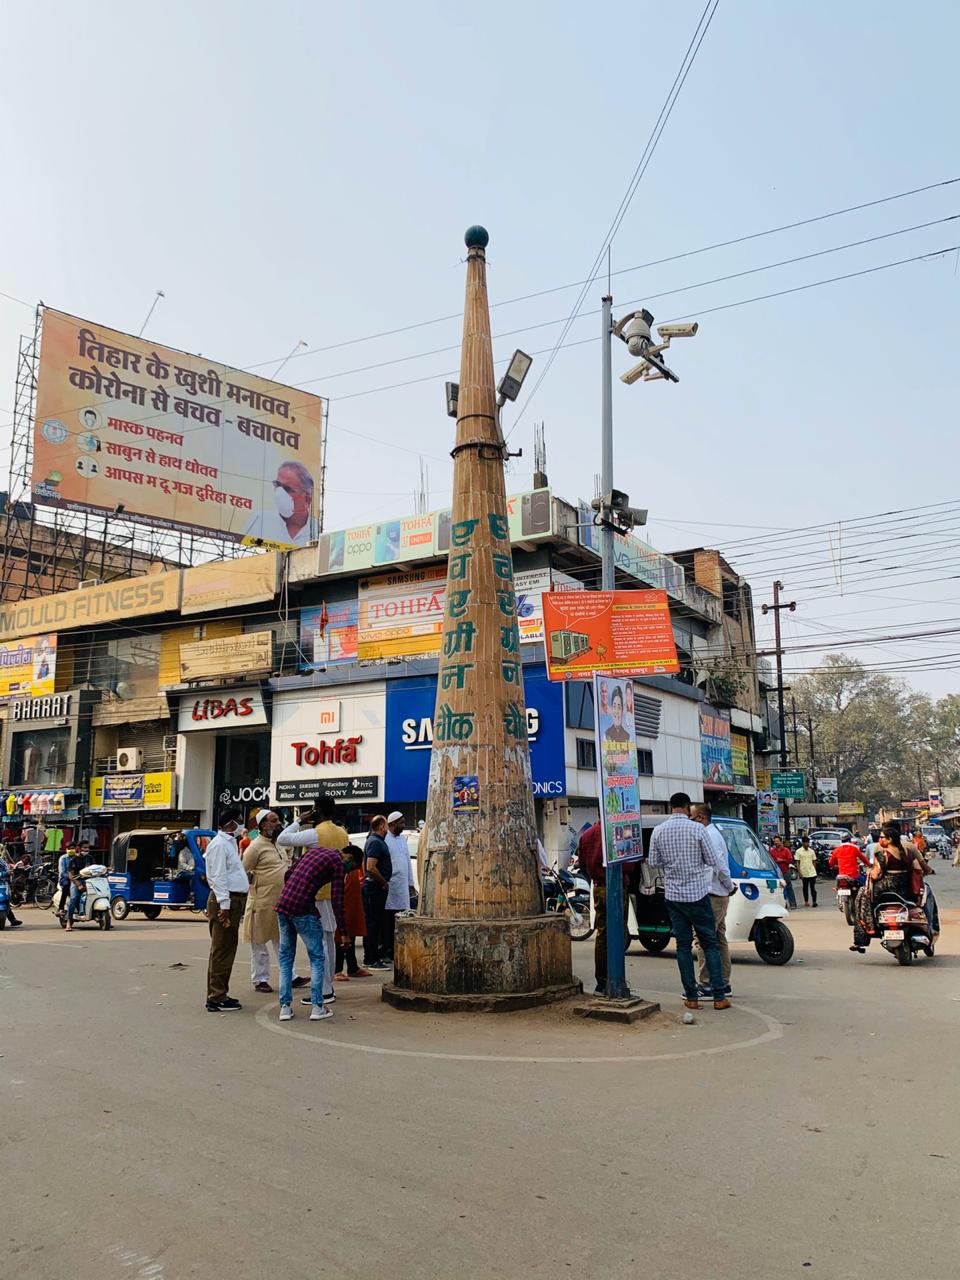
[275,844,348,1023]
[648,792,734,1011]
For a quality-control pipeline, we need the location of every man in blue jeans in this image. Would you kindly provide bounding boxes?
[648,792,735,1011]
[274,844,348,1023]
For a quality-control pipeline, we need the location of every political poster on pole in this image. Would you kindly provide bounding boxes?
[593,673,644,867]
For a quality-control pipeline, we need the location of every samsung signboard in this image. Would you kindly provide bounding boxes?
[385,664,565,801]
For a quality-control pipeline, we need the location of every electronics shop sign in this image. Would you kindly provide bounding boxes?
[385,665,566,800]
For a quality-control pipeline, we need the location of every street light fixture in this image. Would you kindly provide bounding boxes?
[497,349,533,405]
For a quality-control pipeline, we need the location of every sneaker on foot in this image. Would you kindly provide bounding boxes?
[370,961,392,970]
[291,976,309,988]
[218,997,242,1010]
[254,982,273,993]
[310,1005,334,1021]
[302,994,334,1005]
[279,1004,293,1021]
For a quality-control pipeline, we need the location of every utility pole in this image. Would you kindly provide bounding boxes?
[917,762,924,798]
[599,294,628,1000]
[806,713,817,781]
[790,695,801,764]
[761,581,796,836]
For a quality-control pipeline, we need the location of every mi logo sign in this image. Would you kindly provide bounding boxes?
[317,700,341,734]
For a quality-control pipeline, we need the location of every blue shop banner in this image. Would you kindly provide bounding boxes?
[385,664,566,801]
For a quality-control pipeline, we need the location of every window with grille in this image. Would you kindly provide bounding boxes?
[575,738,597,770]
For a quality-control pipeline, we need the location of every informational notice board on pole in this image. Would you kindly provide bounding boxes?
[757,790,780,838]
[593,673,644,866]
[543,589,679,681]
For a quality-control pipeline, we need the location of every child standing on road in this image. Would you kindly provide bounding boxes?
[795,836,818,907]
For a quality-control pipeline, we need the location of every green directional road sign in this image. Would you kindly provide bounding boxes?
[771,770,806,799]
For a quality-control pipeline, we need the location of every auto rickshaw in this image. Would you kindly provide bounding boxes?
[107,828,213,921]
[629,816,795,965]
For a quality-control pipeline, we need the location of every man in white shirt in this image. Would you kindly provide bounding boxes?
[204,807,250,1013]
[383,812,416,961]
[691,803,734,997]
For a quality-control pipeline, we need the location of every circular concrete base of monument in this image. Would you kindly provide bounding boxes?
[382,914,582,1012]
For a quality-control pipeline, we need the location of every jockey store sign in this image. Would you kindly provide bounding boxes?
[177,686,268,731]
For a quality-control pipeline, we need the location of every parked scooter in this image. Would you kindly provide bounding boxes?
[874,888,934,965]
[542,865,593,941]
[58,864,113,931]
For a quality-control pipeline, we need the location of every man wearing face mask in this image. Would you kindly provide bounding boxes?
[204,806,250,1013]
[243,460,318,548]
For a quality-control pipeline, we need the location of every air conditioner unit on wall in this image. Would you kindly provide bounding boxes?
[116,747,143,772]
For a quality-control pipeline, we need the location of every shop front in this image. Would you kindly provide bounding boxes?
[269,683,386,832]
[1,688,105,858]
[86,769,195,838]
[383,664,566,829]
[176,685,271,828]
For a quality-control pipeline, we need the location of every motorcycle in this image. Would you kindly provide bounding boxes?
[542,865,594,942]
[835,873,864,926]
[874,887,934,966]
[58,864,113,931]
[9,860,57,909]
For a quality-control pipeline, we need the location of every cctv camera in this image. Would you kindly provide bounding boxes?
[620,359,651,386]
[657,322,699,339]
[621,314,652,357]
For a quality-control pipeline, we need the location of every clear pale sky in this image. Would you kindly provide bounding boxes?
[0,2,957,695]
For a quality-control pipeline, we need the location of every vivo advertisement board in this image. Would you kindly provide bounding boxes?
[385,665,566,801]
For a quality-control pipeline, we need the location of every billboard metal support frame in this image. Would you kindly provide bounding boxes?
[1,308,265,603]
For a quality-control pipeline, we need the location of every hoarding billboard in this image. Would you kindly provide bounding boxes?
[0,571,182,643]
[0,635,56,699]
[700,704,733,789]
[730,731,751,787]
[32,309,324,548]
[313,488,554,577]
[542,589,679,681]
[300,600,359,669]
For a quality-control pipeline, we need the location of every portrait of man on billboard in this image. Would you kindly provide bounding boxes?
[244,459,318,548]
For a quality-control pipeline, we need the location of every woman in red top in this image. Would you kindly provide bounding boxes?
[335,843,371,981]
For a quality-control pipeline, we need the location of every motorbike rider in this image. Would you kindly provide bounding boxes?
[829,836,868,883]
[851,822,930,952]
[64,846,88,932]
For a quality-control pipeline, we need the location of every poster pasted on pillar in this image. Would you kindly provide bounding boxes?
[593,673,643,867]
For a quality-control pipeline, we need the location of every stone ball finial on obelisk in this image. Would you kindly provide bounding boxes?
[382,229,579,1012]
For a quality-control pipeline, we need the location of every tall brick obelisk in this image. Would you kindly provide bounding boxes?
[383,227,579,1011]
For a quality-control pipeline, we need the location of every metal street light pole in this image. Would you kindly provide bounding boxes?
[600,295,628,999]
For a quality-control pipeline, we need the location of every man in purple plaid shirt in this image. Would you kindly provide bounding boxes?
[648,792,734,1011]
[275,847,347,1023]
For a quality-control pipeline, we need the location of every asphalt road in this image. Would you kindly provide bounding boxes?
[3,865,959,1280]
